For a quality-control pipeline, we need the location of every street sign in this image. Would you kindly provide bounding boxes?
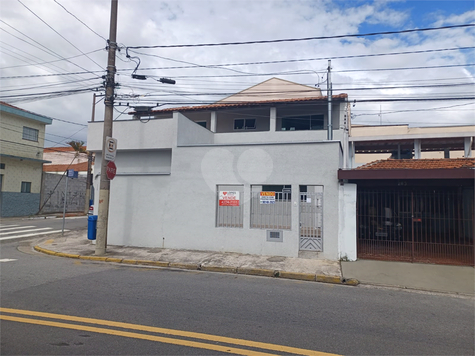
[67,169,78,178]
[106,161,117,180]
[105,136,117,161]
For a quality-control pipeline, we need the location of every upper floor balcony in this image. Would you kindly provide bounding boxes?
[87,95,349,152]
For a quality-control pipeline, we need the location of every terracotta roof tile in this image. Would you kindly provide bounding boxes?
[134,94,348,114]
[43,161,89,172]
[44,146,87,153]
[356,158,475,170]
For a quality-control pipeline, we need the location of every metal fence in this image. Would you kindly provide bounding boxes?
[357,187,474,266]
[251,191,291,230]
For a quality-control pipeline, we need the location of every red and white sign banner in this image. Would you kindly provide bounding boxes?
[260,191,275,204]
[219,191,240,206]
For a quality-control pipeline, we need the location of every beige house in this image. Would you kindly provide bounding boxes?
[0,102,52,217]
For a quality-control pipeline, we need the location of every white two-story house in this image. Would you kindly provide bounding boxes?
[87,78,357,261]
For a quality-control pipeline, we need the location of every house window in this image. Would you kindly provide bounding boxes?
[196,121,207,128]
[251,185,291,230]
[22,127,39,142]
[281,115,324,131]
[216,185,244,228]
[234,118,256,130]
[21,181,31,193]
[0,163,5,169]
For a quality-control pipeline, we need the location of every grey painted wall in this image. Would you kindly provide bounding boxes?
[1,192,40,217]
[40,173,86,213]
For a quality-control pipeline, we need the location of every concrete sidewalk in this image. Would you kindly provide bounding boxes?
[34,230,353,285]
[342,259,475,295]
[32,230,474,295]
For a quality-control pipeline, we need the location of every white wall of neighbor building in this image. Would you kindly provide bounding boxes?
[338,183,357,261]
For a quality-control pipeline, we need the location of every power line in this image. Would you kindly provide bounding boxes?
[127,24,475,49]
[53,0,107,41]
[0,22,102,84]
[352,102,475,117]
[131,46,474,72]
[0,48,103,70]
[17,0,104,71]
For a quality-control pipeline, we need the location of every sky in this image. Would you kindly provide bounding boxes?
[0,0,474,148]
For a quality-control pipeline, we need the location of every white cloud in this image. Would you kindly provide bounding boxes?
[0,0,473,145]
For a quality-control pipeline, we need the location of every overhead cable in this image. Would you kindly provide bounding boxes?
[127,24,475,49]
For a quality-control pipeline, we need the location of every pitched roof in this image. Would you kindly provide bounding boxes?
[43,161,89,172]
[338,158,475,180]
[44,146,87,153]
[0,101,53,124]
[139,93,348,115]
[217,77,323,103]
[356,158,475,170]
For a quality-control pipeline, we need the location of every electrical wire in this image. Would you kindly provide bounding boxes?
[17,0,104,71]
[127,24,475,49]
[53,0,107,41]
[130,46,475,72]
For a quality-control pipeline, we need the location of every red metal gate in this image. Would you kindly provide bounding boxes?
[357,187,474,266]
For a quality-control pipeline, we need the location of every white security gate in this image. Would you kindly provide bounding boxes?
[299,188,323,251]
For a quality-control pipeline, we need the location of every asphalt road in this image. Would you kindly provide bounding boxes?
[0,216,87,243]
[0,236,474,355]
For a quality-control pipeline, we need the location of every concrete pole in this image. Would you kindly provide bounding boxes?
[327,60,333,140]
[95,0,118,255]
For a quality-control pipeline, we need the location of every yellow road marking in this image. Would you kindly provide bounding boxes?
[0,308,339,356]
[0,315,275,356]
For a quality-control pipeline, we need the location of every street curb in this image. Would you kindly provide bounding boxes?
[201,265,237,274]
[169,262,200,270]
[236,267,277,277]
[33,245,359,286]
[279,271,316,281]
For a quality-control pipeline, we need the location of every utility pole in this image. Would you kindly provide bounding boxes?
[84,93,96,214]
[327,60,333,140]
[95,0,118,255]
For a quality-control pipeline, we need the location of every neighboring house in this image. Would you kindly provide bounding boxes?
[0,101,52,217]
[339,158,474,266]
[43,146,89,176]
[88,78,357,261]
[40,147,91,214]
[349,124,474,166]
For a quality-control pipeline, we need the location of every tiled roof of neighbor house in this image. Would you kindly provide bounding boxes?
[43,161,89,172]
[44,146,87,153]
[356,158,475,170]
[141,94,348,114]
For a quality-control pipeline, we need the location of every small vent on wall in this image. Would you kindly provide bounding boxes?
[267,230,283,242]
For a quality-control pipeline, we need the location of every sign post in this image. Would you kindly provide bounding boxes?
[62,169,77,235]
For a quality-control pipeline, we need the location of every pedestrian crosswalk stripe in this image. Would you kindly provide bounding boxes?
[0,228,52,236]
[0,225,19,228]
[0,230,68,241]
[0,259,17,262]
[0,225,36,231]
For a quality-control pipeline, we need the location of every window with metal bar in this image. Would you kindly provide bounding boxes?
[251,185,291,230]
[216,185,244,228]
[22,126,39,142]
